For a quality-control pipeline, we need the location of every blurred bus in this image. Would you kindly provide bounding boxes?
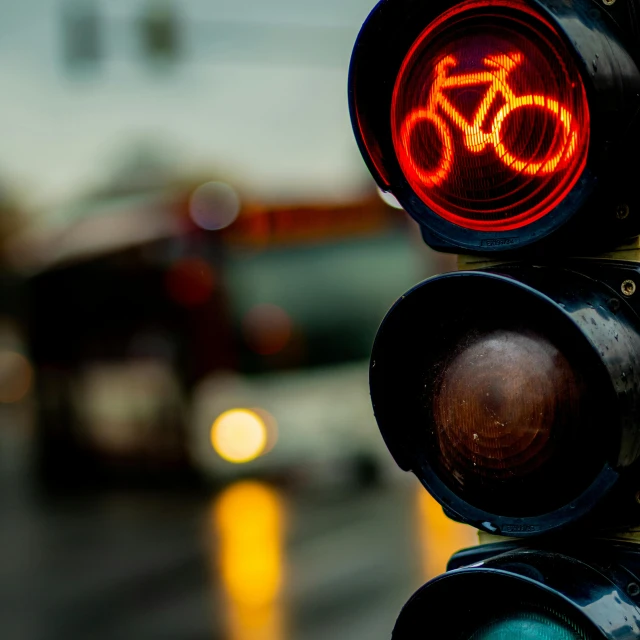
[19,185,446,491]
[189,199,430,487]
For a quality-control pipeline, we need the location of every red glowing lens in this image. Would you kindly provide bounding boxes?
[391,0,590,232]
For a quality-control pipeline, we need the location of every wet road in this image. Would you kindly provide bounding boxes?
[0,471,478,640]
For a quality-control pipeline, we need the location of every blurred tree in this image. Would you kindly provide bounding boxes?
[60,0,103,73]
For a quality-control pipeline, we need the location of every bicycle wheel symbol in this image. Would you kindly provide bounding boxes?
[399,53,579,188]
[401,110,453,188]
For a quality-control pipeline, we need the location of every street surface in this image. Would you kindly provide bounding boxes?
[0,420,478,640]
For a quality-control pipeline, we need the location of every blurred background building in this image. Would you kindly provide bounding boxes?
[0,1,466,638]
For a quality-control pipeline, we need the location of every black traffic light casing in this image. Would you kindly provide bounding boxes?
[393,541,640,638]
[350,0,640,636]
[349,0,640,256]
[352,0,640,540]
[370,261,640,537]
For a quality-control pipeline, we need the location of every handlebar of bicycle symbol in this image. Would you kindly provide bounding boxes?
[399,53,579,187]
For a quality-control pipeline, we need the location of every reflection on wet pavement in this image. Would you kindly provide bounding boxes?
[212,481,286,640]
[0,472,479,639]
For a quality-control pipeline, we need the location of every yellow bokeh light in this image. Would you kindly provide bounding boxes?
[416,485,479,581]
[210,481,287,640]
[214,481,285,607]
[211,409,269,463]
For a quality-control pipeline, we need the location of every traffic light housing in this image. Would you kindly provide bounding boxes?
[350,0,640,636]
[371,262,640,536]
[349,0,640,255]
[393,541,640,638]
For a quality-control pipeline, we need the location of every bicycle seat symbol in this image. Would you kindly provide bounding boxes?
[399,52,579,187]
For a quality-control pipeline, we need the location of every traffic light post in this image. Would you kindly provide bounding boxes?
[349,0,640,637]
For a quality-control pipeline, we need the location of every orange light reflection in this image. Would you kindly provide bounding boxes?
[0,351,33,403]
[211,481,287,640]
[416,486,478,582]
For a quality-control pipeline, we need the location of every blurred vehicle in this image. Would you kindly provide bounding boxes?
[188,212,426,486]
[10,181,431,491]
[191,362,377,485]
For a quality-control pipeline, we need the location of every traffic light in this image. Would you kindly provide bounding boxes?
[371,264,640,537]
[393,540,640,638]
[349,0,640,636]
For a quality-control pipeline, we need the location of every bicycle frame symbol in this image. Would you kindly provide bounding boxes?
[399,52,579,187]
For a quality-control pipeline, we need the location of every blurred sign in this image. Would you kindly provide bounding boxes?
[221,198,402,248]
[61,1,102,71]
[138,0,182,64]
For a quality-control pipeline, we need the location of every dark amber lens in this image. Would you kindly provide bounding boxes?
[430,328,589,515]
[391,0,590,231]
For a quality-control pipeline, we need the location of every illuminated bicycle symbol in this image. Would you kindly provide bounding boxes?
[400,52,578,187]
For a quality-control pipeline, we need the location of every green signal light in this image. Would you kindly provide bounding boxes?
[470,612,586,640]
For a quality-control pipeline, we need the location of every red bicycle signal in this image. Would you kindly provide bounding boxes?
[399,52,578,186]
[391,0,590,232]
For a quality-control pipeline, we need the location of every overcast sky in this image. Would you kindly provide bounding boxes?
[0,0,379,213]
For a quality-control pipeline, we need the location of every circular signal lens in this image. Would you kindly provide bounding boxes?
[391,0,590,231]
[391,570,597,640]
[471,613,583,640]
[432,328,587,514]
[429,321,602,516]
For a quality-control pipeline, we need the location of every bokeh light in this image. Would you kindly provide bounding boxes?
[242,304,292,356]
[211,409,270,463]
[214,481,285,605]
[165,257,216,307]
[211,481,286,640]
[416,485,478,581]
[189,181,241,231]
[0,351,33,404]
